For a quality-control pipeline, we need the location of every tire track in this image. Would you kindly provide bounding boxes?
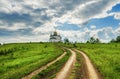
[74,49,103,79]
[22,52,66,79]
[54,49,76,79]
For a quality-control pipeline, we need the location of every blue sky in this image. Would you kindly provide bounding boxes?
[0,0,120,43]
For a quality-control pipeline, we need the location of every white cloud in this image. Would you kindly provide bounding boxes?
[90,30,99,38]
[90,25,96,29]
[0,34,49,43]
[33,22,55,34]
[0,0,120,43]
[47,26,116,43]
[1,0,120,25]
[115,27,120,35]
[46,0,120,26]
[1,25,119,43]
[0,23,32,31]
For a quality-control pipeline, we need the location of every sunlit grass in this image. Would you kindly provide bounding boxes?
[76,43,120,79]
[0,43,63,79]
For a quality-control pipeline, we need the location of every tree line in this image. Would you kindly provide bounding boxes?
[64,35,120,44]
[110,36,120,43]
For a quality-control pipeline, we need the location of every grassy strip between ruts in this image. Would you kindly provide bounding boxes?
[32,49,71,79]
[68,49,85,79]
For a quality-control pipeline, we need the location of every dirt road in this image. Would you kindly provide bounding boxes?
[22,48,102,79]
[22,52,66,79]
[54,49,76,79]
[74,49,103,79]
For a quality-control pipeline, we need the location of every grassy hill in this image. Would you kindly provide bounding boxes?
[0,42,63,79]
[0,42,120,79]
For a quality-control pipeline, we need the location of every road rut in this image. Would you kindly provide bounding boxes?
[22,52,66,79]
[74,49,103,79]
[54,49,76,79]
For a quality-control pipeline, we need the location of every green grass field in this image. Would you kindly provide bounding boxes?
[0,42,120,79]
[75,43,120,79]
[0,43,63,79]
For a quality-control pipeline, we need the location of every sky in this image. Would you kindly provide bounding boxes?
[0,0,120,43]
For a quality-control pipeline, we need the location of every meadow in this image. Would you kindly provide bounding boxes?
[75,43,120,79]
[0,42,120,79]
[0,42,63,79]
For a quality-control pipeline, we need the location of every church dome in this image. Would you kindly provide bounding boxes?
[53,31,57,36]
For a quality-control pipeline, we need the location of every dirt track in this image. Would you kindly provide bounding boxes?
[54,49,76,79]
[74,49,103,79]
[22,48,103,79]
[22,52,66,79]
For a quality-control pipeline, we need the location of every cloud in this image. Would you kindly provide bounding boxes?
[90,25,96,29]
[115,27,120,35]
[32,22,55,35]
[108,3,120,13]
[56,26,118,43]
[0,23,29,31]
[0,0,120,43]
[1,0,120,26]
[114,12,120,20]
[0,35,49,43]
[0,12,33,25]
[55,0,120,25]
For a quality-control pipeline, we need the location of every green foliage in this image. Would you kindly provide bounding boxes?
[73,43,77,48]
[64,38,69,43]
[116,36,120,42]
[110,35,120,43]
[87,37,100,43]
[110,39,116,43]
[0,48,15,55]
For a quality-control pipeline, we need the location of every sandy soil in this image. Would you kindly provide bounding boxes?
[74,49,103,79]
[54,49,76,79]
[22,52,66,79]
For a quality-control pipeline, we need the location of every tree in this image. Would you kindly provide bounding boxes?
[110,36,120,43]
[95,38,100,43]
[89,37,96,43]
[73,42,77,47]
[88,37,100,44]
[110,39,116,43]
[116,36,120,42]
[86,41,90,43]
[64,38,69,43]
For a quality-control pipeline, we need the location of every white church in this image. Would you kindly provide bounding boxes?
[49,31,62,42]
